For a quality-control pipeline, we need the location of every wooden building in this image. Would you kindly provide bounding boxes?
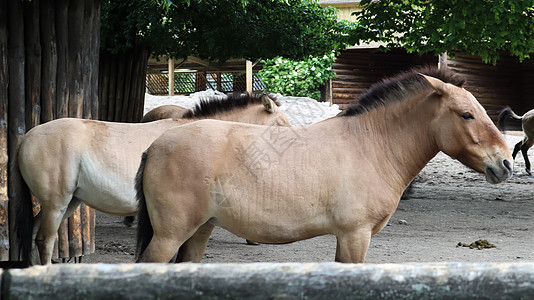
[321,0,534,123]
[330,48,534,123]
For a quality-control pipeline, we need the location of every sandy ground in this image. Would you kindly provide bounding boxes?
[80,130,534,265]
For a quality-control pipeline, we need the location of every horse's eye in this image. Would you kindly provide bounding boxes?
[462,113,474,120]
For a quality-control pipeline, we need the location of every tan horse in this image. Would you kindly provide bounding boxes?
[16,94,291,265]
[141,104,189,122]
[136,67,513,263]
[498,107,534,174]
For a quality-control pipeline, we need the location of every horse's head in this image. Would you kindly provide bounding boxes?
[424,74,513,184]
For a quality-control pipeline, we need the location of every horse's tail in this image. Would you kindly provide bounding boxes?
[12,143,34,266]
[135,151,153,261]
[498,107,523,131]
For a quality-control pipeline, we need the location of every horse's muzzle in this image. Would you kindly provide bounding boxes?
[485,158,513,184]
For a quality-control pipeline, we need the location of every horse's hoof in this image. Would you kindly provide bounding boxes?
[246,239,259,246]
[123,216,135,227]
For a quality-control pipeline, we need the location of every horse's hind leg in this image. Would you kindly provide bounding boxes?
[35,198,80,264]
[512,141,522,159]
[520,140,534,175]
[137,234,186,263]
[176,222,215,263]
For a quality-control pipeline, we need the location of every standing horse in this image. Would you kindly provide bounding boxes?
[498,107,534,175]
[136,67,513,263]
[16,94,291,265]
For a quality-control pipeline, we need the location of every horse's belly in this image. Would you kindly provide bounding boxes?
[74,186,137,216]
[208,174,331,243]
[75,169,138,216]
[210,207,330,244]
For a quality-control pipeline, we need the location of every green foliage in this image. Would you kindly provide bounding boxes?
[171,0,354,61]
[101,0,354,62]
[100,0,171,53]
[260,53,336,100]
[351,0,534,64]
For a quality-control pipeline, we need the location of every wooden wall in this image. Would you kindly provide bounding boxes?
[445,53,528,123]
[332,48,438,110]
[0,0,99,263]
[332,49,534,125]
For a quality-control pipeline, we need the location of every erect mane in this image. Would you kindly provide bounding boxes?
[182,93,280,119]
[341,66,466,117]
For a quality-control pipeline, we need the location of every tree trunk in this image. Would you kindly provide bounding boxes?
[0,0,9,262]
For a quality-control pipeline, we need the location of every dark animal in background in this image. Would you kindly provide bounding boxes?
[498,107,534,175]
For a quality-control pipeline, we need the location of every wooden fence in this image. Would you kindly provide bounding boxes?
[146,71,265,95]
[331,48,437,110]
[0,0,100,264]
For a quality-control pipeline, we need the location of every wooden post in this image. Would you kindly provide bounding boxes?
[439,53,448,69]
[0,0,9,261]
[7,0,27,261]
[168,58,175,96]
[246,60,253,94]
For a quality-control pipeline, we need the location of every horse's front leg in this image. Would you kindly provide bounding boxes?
[334,229,372,263]
[176,222,215,262]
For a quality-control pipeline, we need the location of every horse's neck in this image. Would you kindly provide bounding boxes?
[343,99,440,189]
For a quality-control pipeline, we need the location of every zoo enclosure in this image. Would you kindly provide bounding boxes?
[146,71,265,95]
[146,57,265,95]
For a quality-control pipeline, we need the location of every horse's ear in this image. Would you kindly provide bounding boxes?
[262,94,275,113]
[419,73,446,96]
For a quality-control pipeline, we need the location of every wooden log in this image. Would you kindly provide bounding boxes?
[82,0,94,120]
[106,55,118,121]
[128,47,147,122]
[90,0,100,119]
[113,54,126,121]
[98,50,110,121]
[54,0,69,118]
[7,0,27,261]
[66,0,84,119]
[120,50,134,122]
[0,0,9,262]
[168,58,175,96]
[5,263,534,299]
[23,0,41,129]
[67,207,82,258]
[39,0,57,123]
[130,47,149,122]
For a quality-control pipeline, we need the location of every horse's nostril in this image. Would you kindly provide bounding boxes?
[503,159,512,171]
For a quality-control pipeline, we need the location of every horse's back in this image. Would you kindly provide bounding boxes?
[142,105,189,122]
[522,109,534,138]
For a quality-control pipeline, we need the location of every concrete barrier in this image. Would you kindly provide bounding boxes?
[2,262,534,299]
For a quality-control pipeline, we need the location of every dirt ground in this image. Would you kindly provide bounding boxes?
[81,132,534,264]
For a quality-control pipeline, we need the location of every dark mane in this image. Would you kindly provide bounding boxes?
[182,93,279,119]
[342,66,466,117]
